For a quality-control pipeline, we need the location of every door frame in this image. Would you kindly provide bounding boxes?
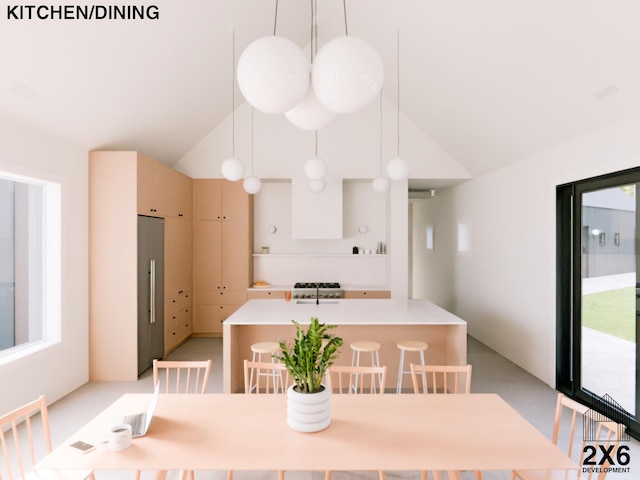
[556,166,640,439]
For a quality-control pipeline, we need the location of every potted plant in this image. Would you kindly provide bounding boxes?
[276,317,343,432]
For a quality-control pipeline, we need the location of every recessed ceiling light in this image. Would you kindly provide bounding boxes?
[592,84,619,101]
[10,82,38,100]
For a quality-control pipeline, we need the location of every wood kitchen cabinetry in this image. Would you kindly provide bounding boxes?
[193,179,253,335]
[343,290,391,299]
[89,151,193,381]
[164,216,193,353]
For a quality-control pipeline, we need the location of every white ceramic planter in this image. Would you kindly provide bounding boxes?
[286,384,331,432]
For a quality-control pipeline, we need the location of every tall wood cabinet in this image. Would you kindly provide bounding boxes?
[193,179,253,335]
[89,151,193,381]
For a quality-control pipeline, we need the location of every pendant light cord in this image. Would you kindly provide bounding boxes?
[343,0,349,36]
[396,29,400,157]
[273,0,279,36]
[231,28,236,157]
[310,0,318,63]
[251,107,254,174]
[379,94,383,174]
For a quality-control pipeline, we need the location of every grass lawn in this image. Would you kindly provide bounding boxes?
[582,286,636,342]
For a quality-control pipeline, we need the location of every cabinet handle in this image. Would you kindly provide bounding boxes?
[149,259,156,324]
[178,213,183,217]
[178,290,184,294]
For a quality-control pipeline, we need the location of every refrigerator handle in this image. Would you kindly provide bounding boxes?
[150,259,156,324]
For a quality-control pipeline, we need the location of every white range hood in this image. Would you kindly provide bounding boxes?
[291,174,343,239]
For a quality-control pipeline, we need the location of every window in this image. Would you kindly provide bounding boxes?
[557,166,640,439]
[0,171,60,363]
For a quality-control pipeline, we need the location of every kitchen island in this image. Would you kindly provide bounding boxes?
[223,298,467,393]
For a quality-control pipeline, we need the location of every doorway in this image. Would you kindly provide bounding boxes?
[557,167,640,437]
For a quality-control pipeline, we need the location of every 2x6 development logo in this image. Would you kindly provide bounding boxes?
[582,394,632,475]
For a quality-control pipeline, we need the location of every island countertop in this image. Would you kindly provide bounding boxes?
[223,298,467,393]
[224,298,466,326]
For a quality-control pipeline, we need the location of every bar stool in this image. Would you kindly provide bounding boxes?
[249,341,282,393]
[350,341,382,393]
[396,340,428,393]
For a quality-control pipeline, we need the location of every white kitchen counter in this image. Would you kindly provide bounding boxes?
[223,299,467,393]
[225,298,466,326]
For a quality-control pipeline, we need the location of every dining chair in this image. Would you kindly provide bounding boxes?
[152,359,213,393]
[0,395,95,480]
[410,364,472,395]
[409,364,478,480]
[511,393,622,480]
[243,359,289,394]
[147,359,212,480]
[231,360,290,480]
[325,365,388,480]
[326,364,387,394]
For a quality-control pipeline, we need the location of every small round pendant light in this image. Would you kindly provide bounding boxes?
[308,179,326,194]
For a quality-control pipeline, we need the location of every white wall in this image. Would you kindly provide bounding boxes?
[415,113,640,386]
[175,98,467,297]
[0,116,88,415]
[252,180,389,286]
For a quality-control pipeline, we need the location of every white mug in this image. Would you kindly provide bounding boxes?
[100,423,132,451]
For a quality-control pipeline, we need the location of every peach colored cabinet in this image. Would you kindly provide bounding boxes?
[342,290,391,299]
[89,150,195,380]
[137,153,168,217]
[165,217,193,298]
[193,179,252,336]
[164,216,193,354]
[165,168,193,219]
[247,290,286,299]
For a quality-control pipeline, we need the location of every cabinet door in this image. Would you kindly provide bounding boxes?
[221,180,250,221]
[194,220,222,290]
[193,179,222,220]
[137,154,167,217]
[221,220,250,290]
[166,169,193,219]
[165,217,193,298]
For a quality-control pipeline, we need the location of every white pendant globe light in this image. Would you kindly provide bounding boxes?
[303,156,328,180]
[243,175,262,194]
[312,36,384,114]
[372,175,390,193]
[386,157,410,181]
[285,85,338,131]
[308,179,326,194]
[237,36,310,114]
[221,158,245,181]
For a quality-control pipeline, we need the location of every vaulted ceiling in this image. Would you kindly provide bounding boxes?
[2,0,639,185]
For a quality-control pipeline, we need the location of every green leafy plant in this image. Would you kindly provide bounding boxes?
[277,317,343,393]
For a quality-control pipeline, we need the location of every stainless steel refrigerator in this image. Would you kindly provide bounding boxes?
[137,215,164,375]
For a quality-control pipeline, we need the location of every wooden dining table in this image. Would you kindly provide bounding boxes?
[35,393,578,476]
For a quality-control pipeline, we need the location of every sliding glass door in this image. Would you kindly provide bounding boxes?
[557,167,640,438]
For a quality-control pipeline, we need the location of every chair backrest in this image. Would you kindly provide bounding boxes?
[410,364,472,394]
[0,395,53,480]
[243,360,290,394]
[552,393,622,480]
[326,365,387,394]
[153,359,212,394]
